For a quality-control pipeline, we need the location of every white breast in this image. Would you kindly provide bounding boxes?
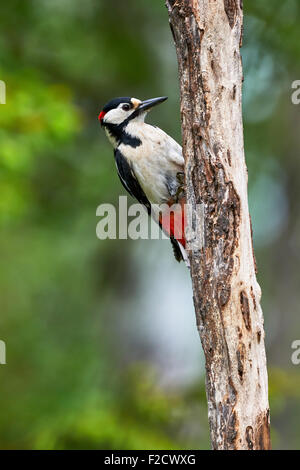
[118,122,184,204]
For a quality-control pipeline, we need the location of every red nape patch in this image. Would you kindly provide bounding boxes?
[98,111,106,121]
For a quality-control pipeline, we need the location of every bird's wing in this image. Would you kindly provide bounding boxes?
[114,148,185,264]
[155,127,184,168]
[167,137,184,168]
[114,148,151,214]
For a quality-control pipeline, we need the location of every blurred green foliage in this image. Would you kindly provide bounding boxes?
[0,0,299,450]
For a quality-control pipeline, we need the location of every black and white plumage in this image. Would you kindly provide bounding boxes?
[99,96,188,264]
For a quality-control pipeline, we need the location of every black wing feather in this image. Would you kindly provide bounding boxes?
[114,148,183,263]
[114,148,151,215]
[170,237,184,263]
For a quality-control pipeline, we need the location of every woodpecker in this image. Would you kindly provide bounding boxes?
[98,96,188,265]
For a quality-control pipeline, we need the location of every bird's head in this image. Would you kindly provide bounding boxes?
[98,96,168,128]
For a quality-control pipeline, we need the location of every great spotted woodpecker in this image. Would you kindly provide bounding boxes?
[98,96,188,264]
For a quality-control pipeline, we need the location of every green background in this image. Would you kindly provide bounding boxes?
[0,0,299,449]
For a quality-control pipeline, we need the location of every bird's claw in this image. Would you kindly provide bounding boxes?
[175,172,185,202]
[176,172,184,185]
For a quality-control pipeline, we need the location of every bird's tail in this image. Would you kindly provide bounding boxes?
[159,198,189,267]
[177,241,190,268]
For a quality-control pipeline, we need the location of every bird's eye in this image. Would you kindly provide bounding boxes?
[122,104,130,111]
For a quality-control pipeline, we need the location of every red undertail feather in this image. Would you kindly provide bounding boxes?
[159,198,186,248]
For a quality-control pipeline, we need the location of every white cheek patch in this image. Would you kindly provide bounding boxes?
[104,103,139,125]
[104,108,126,125]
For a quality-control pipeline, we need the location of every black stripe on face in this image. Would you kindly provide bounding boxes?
[105,122,142,148]
[101,97,142,147]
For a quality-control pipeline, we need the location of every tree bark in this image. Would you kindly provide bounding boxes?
[166,0,271,450]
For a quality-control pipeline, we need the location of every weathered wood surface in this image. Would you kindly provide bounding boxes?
[166,0,271,450]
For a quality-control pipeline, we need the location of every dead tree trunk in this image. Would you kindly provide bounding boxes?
[166,0,271,450]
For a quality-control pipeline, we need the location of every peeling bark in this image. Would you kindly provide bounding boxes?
[166,0,270,450]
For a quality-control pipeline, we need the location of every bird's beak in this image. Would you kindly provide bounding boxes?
[138,96,168,112]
